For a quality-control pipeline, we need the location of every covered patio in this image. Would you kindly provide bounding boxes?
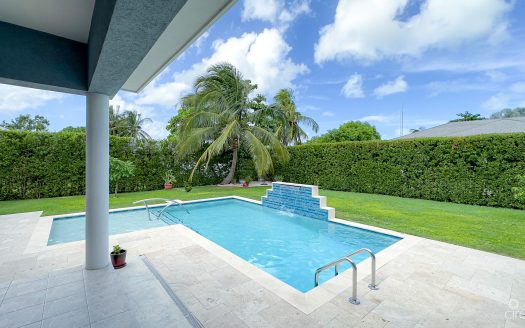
[0,0,235,270]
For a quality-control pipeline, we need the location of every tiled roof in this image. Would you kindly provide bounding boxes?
[397,117,525,139]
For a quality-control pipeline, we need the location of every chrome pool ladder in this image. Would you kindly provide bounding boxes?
[314,248,377,305]
[133,198,190,221]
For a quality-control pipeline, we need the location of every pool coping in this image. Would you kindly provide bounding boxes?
[25,195,417,314]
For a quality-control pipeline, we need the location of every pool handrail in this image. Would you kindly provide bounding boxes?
[315,256,360,305]
[132,198,190,221]
[336,248,377,290]
[314,248,377,305]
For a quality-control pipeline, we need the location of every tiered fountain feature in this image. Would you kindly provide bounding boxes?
[261,182,335,221]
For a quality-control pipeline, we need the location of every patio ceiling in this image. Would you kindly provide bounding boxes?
[0,0,236,97]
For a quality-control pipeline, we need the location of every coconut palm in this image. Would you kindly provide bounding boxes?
[177,63,289,184]
[109,105,152,141]
[273,89,319,145]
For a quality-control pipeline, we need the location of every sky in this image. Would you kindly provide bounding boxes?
[1,0,525,140]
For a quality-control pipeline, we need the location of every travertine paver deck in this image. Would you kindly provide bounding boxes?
[0,210,524,328]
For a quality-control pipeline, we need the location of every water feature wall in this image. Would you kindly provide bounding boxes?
[261,182,335,221]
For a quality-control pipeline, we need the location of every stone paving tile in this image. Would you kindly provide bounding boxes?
[0,289,46,314]
[1,210,525,328]
[90,310,141,328]
[41,307,90,328]
[87,292,137,323]
[48,269,84,287]
[3,278,48,300]
[45,280,85,302]
[43,292,88,319]
[0,303,44,328]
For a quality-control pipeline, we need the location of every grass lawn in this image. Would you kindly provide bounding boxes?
[1,186,524,259]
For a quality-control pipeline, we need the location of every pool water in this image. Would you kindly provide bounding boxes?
[49,198,400,292]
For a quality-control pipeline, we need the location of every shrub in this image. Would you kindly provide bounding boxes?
[276,134,525,209]
[0,130,226,200]
[512,175,525,203]
[109,157,135,197]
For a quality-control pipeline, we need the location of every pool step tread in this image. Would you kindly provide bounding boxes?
[140,255,204,328]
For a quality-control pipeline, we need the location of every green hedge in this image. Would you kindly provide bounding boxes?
[0,130,228,200]
[277,134,525,209]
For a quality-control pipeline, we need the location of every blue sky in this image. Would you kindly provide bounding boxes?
[1,0,525,140]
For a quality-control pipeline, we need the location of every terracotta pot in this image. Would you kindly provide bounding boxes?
[110,250,127,269]
[164,182,173,189]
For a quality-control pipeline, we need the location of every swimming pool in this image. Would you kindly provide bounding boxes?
[49,198,400,292]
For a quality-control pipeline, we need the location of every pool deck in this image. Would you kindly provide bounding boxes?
[0,209,524,327]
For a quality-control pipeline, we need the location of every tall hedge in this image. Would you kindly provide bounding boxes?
[0,130,228,200]
[277,134,525,209]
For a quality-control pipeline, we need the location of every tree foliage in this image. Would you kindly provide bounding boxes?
[409,127,426,134]
[176,63,289,184]
[450,111,485,122]
[272,89,319,145]
[109,157,135,197]
[109,106,152,141]
[309,121,380,143]
[490,107,525,119]
[1,114,50,132]
[61,126,86,133]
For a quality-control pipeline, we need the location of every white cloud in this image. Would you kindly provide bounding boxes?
[314,0,512,64]
[482,93,510,111]
[303,104,320,111]
[359,115,390,123]
[481,81,525,111]
[192,31,210,53]
[510,82,525,93]
[136,81,189,108]
[110,94,169,140]
[485,70,507,82]
[373,76,408,98]
[137,28,308,108]
[322,111,334,117]
[341,73,364,98]
[142,120,169,140]
[482,92,525,111]
[0,84,64,112]
[242,0,310,31]
[425,79,495,97]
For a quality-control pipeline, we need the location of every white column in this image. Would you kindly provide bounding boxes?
[85,93,109,269]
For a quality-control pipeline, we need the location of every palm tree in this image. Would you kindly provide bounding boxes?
[177,63,289,184]
[109,105,152,141]
[120,111,152,141]
[272,89,319,145]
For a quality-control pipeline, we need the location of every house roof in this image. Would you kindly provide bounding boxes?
[0,0,236,96]
[397,117,525,139]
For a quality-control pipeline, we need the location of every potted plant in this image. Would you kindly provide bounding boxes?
[163,171,175,189]
[274,175,284,182]
[110,244,127,269]
[243,176,253,187]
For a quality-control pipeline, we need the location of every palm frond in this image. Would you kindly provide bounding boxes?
[298,115,319,133]
[242,130,273,177]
